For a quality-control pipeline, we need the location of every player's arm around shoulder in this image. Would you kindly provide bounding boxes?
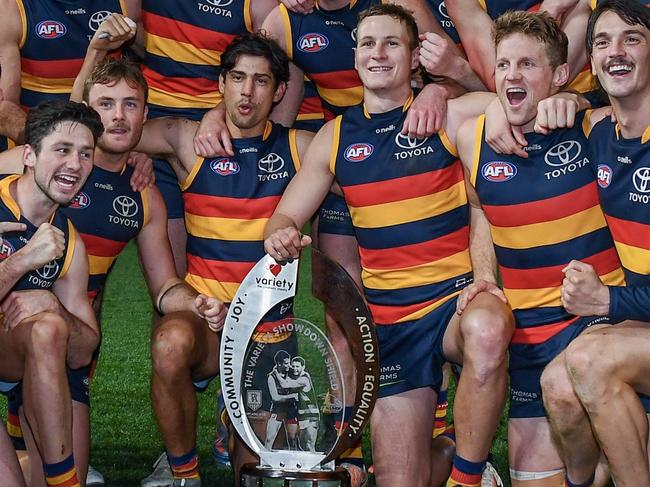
[265,121,336,261]
[0,146,28,174]
[445,91,496,147]
[51,229,101,368]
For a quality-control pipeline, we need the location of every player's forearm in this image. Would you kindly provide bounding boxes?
[157,281,199,316]
[264,212,301,240]
[64,312,101,369]
[0,254,30,301]
[469,207,499,284]
[608,285,650,322]
[0,100,26,143]
[70,48,108,102]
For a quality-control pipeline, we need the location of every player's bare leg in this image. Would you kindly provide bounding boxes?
[150,311,219,472]
[563,322,650,486]
[508,417,564,487]
[371,387,437,486]
[442,293,513,476]
[0,313,75,469]
[0,424,23,487]
[541,351,601,487]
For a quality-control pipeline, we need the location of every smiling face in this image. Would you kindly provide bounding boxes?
[354,14,419,95]
[591,10,650,101]
[220,54,286,137]
[24,121,94,205]
[495,33,568,127]
[87,78,147,155]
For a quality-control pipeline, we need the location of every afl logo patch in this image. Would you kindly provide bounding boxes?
[211,158,240,176]
[597,164,612,189]
[36,20,67,39]
[344,143,374,162]
[482,161,517,182]
[0,239,14,259]
[297,33,329,52]
[69,192,91,209]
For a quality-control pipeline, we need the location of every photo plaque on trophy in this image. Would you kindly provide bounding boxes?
[220,249,379,486]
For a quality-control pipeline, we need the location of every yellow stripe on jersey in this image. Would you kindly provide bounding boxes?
[141,187,151,227]
[146,33,221,66]
[0,175,20,219]
[21,73,72,93]
[88,255,115,276]
[60,221,76,279]
[119,0,127,16]
[244,0,253,32]
[185,273,237,302]
[316,85,363,108]
[568,70,594,95]
[349,181,467,229]
[185,213,267,241]
[400,292,459,322]
[289,129,301,171]
[583,109,594,137]
[362,248,471,289]
[48,469,77,486]
[148,86,221,110]
[490,206,607,249]
[329,116,343,175]
[279,5,293,60]
[470,115,486,187]
[181,156,206,191]
[16,0,27,49]
[614,242,650,274]
[439,128,458,158]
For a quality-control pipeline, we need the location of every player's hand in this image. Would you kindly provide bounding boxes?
[340,463,367,487]
[194,106,234,157]
[1,290,61,331]
[534,93,579,135]
[401,83,447,138]
[540,0,580,21]
[126,151,155,191]
[89,13,136,51]
[264,228,311,262]
[419,33,462,79]
[0,221,26,250]
[279,0,316,14]
[194,294,227,333]
[561,260,610,316]
[15,223,65,273]
[484,97,528,158]
[456,279,507,315]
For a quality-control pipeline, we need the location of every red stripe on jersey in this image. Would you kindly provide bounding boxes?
[142,66,216,96]
[511,316,579,344]
[482,182,599,227]
[500,247,622,289]
[369,295,443,325]
[184,193,281,219]
[309,69,361,90]
[360,226,469,269]
[606,214,650,250]
[298,95,323,115]
[21,57,82,78]
[78,232,127,258]
[343,165,463,208]
[142,11,235,51]
[187,254,253,284]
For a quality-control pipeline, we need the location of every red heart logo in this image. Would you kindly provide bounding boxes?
[269,264,282,277]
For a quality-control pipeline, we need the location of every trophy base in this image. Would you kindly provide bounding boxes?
[241,463,351,487]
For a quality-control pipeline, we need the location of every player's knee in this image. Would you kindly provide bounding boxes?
[540,360,579,418]
[565,335,616,400]
[461,307,511,373]
[28,312,69,360]
[151,318,196,376]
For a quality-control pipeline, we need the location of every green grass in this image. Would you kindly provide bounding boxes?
[2,243,512,485]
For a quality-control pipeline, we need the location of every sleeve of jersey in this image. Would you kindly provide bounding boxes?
[608,285,650,322]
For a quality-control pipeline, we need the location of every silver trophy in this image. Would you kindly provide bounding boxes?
[220,249,379,486]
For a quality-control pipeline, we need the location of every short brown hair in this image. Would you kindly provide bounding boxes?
[493,11,568,69]
[357,4,419,50]
[83,57,149,102]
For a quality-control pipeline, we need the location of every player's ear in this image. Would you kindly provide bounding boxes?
[23,144,36,169]
[411,45,420,71]
[553,62,569,88]
[143,105,148,122]
[219,73,226,95]
[273,81,287,103]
